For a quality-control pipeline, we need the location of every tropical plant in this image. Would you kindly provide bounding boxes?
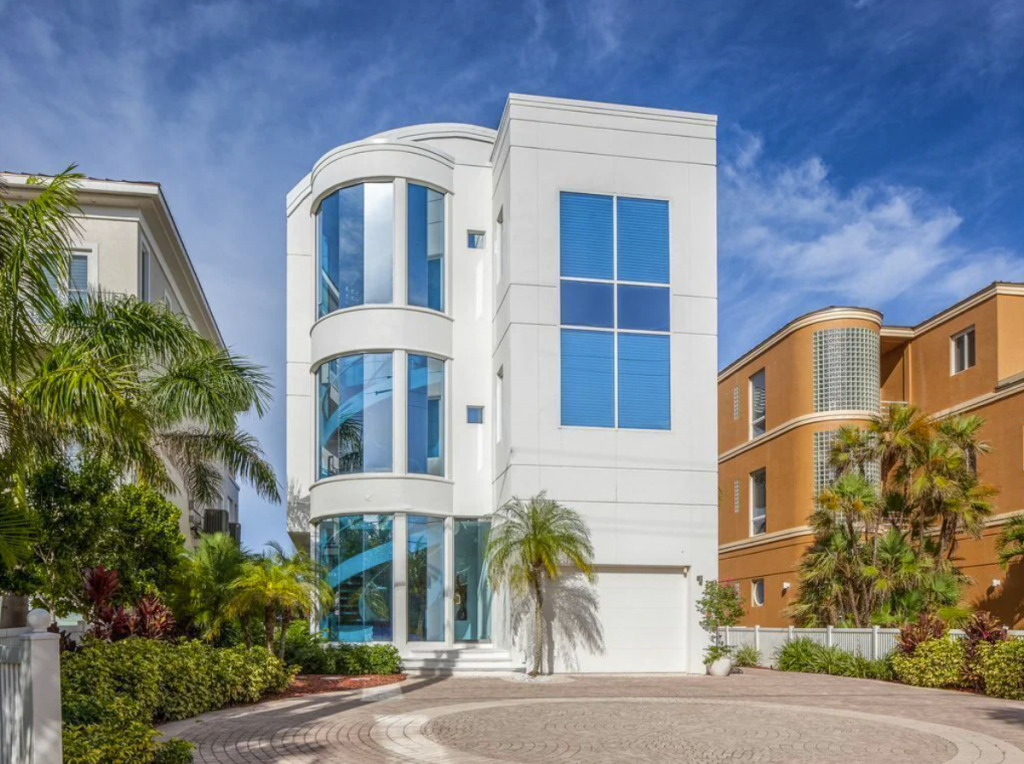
[997,515,1024,569]
[0,168,279,581]
[695,579,744,664]
[895,613,946,655]
[733,644,762,668]
[173,532,251,642]
[230,542,332,658]
[961,610,1007,690]
[80,566,175,641]
[485,492,595,675]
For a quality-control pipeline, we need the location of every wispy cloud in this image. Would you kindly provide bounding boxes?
[719,128,1024,361]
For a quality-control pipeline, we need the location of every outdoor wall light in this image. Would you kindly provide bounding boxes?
[782,581,791,592]
[992,579,1003,589]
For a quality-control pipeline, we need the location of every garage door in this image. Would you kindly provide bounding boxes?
[552,567,687,673]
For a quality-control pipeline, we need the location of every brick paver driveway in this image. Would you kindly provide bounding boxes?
[160,670,1024,763]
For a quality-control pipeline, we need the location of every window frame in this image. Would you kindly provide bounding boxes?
[467,230,486,250]
[749,368,766,439]
[558,190,672,431]
[951,326,976,375]
[406,182,447,313]
[466,405,484,424]
[752,578,765,607]
[750,468,767,537]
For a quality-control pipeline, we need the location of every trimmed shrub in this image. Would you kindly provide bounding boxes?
[775,638,892,680]
[962,611,1007,691]
[890,636,966,689]
[978,639,1024,700]
[62,638,295,764]
[283,622,402,675]
[733,644,762,668]
[152,739,194,764]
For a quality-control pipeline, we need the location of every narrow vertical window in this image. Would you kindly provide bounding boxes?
[494,211,503,283]
[69,253,89,304]
[454,519,492,641]
[408,184,445,311]
[407,515,445,642]
[751,468,767,536]
[750,369,766,438]
[495,368,503,443]
[139,243,151,302]
[752,579,765,607]
[408,355,445,475]
[317,353,393,477]
[952,327,976,374]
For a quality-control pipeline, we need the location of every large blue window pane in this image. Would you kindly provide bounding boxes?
[560,281,614,328]
[618,285,670,332]
[408,515,445,642]
[454,519,491,641]
[408,184,445,311]
[317,353,393,477]
[561,329,614,427]
[560,192,613,279]
[317,515,393,642]
[617,197,669,284]
[618,333,670,430]
[317,183,393,317]
[408,355,445,475]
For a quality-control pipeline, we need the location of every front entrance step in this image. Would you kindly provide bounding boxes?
[402,647,523,674]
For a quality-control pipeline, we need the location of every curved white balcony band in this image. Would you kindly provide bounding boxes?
[310,305,453,370]
[310,140,454,212]
[309,473,454,523]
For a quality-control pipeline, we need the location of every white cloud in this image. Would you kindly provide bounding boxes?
[719,128,1024,361]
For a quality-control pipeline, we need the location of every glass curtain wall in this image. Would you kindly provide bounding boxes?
[317,515,393,641]
[408,355,445,476]
[454,519,492,641]
[318,182,394,317]
[318,353,393,478]
[407,183,445,311]
[407,515,445,642]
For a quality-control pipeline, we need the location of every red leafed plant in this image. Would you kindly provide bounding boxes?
[81,566,175,642]
[962,611,1008,691]
[896,613,946,656]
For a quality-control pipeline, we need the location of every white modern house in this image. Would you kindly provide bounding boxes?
[286,94,718,673]
[0,173,241,547]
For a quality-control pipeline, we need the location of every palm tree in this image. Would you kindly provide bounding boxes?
[0,168,279,580]
[485,492,595,675]
[231,542,331,658]
[174,532,250,642]
[829,424,878,479]
[869,404,930,493]
[997,515,1024,569]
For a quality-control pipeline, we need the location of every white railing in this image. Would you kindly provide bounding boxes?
[720,626,1024,666]
[0,611,62,764]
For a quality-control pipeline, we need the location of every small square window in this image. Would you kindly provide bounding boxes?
[468,231,486,249]
[752,579,765,607]
[467,406,484,424]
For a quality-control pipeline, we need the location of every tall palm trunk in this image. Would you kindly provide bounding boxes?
[264,606,276,652]
[279,607,292,660]
[530,570,544,676]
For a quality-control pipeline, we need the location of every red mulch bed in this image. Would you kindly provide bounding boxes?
[270,673,407,698]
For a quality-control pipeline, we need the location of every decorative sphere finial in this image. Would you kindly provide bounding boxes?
[27,608,50,632]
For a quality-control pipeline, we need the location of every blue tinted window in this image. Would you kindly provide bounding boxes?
[318,183,393,317]
[408,355,445,475]
[618,285,670,332]
[317,515,393,641]
[468,231,485,249]
[454,519,491,641]
[408,515,445,641]
[408,184,445,311]
[617,197,669,283]
[561,329,614,427]
[467,406,484,424]
[561,281,614,328]
[618,333,670,429]
[317,353,393,477]
[560,192,613,279]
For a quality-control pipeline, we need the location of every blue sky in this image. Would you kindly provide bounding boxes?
[2,0,1022,549]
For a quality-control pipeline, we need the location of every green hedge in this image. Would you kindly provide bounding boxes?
[774,638,894,680]
[979,639,1024,699]
[62,638,296,764]
[283,623,402,675]
[890,637,966,689]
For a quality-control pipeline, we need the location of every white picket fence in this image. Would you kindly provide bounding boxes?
[719,625,1024,667]
[0,613,62,764]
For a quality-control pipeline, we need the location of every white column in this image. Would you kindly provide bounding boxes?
[394,178,408,307]
[393,351,408,475]
[392,513,408,656]
[22,610,61,764]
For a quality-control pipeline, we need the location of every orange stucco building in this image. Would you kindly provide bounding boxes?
[719,282,1024,627]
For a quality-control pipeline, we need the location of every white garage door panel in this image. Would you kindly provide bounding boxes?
[554,568,687,673]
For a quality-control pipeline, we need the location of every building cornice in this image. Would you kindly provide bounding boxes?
[719,410,878,463]
[718,308,882,382]
[927,372,1024,420]
[719,526,813,553]
[880,282,1024,339]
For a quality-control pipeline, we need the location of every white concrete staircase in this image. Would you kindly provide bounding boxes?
[402,646,523,674]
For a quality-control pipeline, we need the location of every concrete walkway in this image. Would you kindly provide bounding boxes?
[161,670,1024,763]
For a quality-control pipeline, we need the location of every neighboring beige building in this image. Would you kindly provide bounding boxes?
[719,282,1024,627]
[0,172,240,546]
